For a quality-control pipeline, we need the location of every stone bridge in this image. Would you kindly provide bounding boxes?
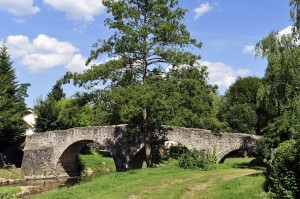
[21,125,260,179]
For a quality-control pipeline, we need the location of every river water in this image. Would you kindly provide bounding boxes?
[0,177,80,198]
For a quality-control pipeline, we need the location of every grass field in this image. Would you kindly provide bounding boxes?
[33,157,268,199]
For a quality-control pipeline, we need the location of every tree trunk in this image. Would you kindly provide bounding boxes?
[143,107,153,167]
[145,141,152,167]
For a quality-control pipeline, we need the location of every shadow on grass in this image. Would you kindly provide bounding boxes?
[231,162,266,171]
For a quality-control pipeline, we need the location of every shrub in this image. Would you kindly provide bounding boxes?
[268,139,300,199]
[178,149,210,169]
[169,144,188,159]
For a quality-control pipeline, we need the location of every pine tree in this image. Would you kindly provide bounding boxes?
[0,44,30,151]
[34,82,66,132]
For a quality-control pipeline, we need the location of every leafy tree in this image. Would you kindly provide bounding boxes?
[63,0,202,167]
[256,31,300,157]
[0,44,30,151]
[290,0,300,34]
[56,98,94,129]
[163,66,226,131]
[35,83,94,132]
[218,77,265,134]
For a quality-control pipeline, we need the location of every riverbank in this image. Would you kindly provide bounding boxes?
[0,151,115,198]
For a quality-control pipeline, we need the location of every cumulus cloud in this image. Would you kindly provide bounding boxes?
[194,2,213,20]
[278,26,293,36]
[43,0,105,22]
[199,60,252,93]
[243,44,255,55]
[6,34,90,73]
[0,0,40,16]
[65,54,92,73]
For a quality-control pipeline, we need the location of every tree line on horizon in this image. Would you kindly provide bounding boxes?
[1,0,300,197]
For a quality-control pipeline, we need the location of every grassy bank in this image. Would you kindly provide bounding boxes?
[79,150,115,177]
[33,158,267,199]
[0,168,23,180]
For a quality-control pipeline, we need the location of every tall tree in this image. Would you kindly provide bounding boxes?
[64,0,202,167]
[164,66,225,131]
[256,31,300,157]
[0,44,30,151]
[218,77,267,134]
[34,82,66,132]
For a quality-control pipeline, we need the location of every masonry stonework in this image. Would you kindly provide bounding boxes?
[22,125,259,179]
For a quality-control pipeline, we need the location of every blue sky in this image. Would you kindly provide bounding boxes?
[0,0,292,108]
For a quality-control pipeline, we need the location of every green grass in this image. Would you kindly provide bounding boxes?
[0,186,21,195]
[198,173,267,199]
[0,168,23,180]
[79,150,115,177]
[33,157,268,199]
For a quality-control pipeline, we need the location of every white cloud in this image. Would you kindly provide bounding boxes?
[6,34,89,73]
[243,44,255,55]
[194,2,213,20]
[65,54,92,73]
[165,60,252,93]
[0,0,40,16]
[278,26,293,37]
[199,60,252,93]
[43,0,105,22]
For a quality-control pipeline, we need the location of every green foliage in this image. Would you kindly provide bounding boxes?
[225,76,261,105]
[0,186,20,198]
[256,31,300,155]
[168,144,188,159]
[268,139,300,199]
[290,0,300,34]
[0,44,29,150]
[178,149,210,169]
[164,66,226,131]
[60,0,227,167]
[56,98,94,129]
[223,104,258,134]
[218,76,265,134]
[35,83,94,132]
[0,193,17,199]
[34,96,61,132]
[207,147,218,163]
[67,0,203,113]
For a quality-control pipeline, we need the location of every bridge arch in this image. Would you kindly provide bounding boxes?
[54,139,114,177]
